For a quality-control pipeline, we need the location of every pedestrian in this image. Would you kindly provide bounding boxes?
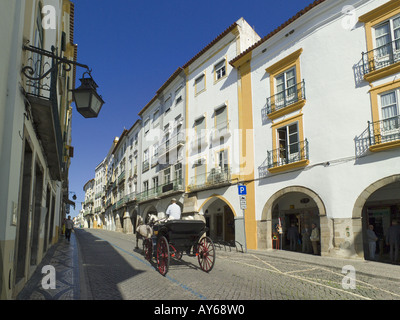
[65,215,74,242]
[287,223,299,251]
[386,220,400,263]
[301,224,312,253]
[367,224,378,260]
[62,218,66,236]
[166,198,181,220]
[310,223,320,255]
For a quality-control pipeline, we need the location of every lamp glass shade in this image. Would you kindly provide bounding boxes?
[72,77,104,118]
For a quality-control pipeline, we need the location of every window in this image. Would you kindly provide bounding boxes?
[379,89,400,140]
[164,97,171,113]
[277,123,299,165]
[175,163,182,181]
[195,117,206,152]
[374,15,400,58]
[216,149,228,171]
[371,15,400,72]
[143,181,149,192]
[153,109,159,127]
[175,86,183,105]
[144,118,150,134]
[152,176,159,189]
[359,2,400,82]
[215,105,227,130]
[194,159,206,185]
[275,67,297,107]
[214,60,226,81]
[164,168,171,184]
[195,74,206,95]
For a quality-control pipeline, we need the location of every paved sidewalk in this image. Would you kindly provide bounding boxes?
[17,231,81,300]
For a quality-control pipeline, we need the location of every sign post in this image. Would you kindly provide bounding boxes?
[238,185,247,252]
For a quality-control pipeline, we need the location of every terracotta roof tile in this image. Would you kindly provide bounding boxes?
[229,0,326,66]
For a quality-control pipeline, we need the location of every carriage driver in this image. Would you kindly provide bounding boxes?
[166,198,181,220]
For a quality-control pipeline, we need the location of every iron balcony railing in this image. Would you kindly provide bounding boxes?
[265,80,306,115]
[267,139,309,169]
[158,131,185,155]
[22,45,64,180]
[362,40,400,75]
[115,197,126,209]
[188,167,231,192]
[136,178,184,202]
[142,160,149,172]
[368,115,400,146]
[117,171,125,184]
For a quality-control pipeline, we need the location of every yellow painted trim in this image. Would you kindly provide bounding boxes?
[268,99,306,120]
[214,56,228,84]
[268,159,309,174]
[198,194,237,218]
[195,73,206,96]
[364,62,400,83]
[359,0,400,82]
[369,78,400,123]
[369,140,400,152]
[271,113,305,151]
[265,48,303,76]
[266,48,303,118]
[236,58,257,250]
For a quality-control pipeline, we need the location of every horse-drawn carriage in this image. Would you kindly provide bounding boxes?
[138,219,216,276]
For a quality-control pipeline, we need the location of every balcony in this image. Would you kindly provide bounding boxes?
[264,80,306,120]
[267,139,309,173]
[187,167,231,192]
[361,40,400,82]
[158,131,185,156]
[115,197,126,210]
[117,171,125,184]
[21,45,64,180]
[125,192,137,203]
[142,160,149,172]
[136,178,184,203]
[360,116,400,153]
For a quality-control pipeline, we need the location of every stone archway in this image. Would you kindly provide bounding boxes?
[198,195,237,244]
[142,205,158,223]
[353,174,400,261]
[259,186,331,255]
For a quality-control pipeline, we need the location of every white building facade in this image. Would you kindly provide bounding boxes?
[83,0,400,263]
[230,0,400,259]
[0,0,78,299]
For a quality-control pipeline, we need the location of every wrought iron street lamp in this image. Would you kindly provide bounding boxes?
[72,71,105,118]
[21,45,105,118]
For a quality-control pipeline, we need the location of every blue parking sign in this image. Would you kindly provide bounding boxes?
[238,185,247,195]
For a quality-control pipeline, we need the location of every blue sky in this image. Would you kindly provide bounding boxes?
[68,0,316,217]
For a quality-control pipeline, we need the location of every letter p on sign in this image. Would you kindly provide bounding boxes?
[238,185,247,195]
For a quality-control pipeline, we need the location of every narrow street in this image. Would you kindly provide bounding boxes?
[74,228,400,301]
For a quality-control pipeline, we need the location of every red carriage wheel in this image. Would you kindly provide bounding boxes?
[156,236,170,276]
[144,238,152,261]
[197,236,215,272]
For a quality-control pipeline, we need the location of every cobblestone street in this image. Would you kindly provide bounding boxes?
[75,228,400,301]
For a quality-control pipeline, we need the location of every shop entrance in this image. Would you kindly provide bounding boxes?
[270,192,320,254]
[361,179,400,263]
[202,197,236,244]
